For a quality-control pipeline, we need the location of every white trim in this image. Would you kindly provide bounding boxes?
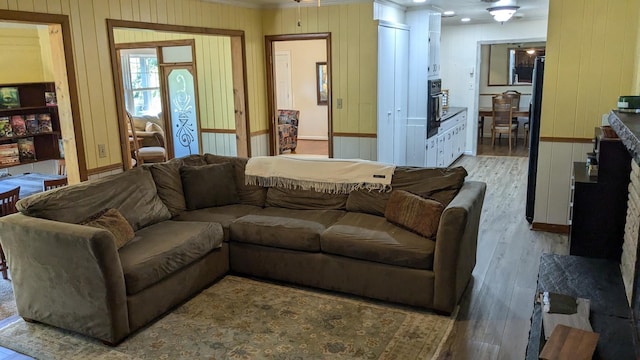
[298,135,329,141]
[202,0,370,9]
[374,0,406,12]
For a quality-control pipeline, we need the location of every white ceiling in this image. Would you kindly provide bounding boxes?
[207,0,549,26]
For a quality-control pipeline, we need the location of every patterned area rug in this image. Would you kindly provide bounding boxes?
[0,278,16,321]
[0,276,455,360]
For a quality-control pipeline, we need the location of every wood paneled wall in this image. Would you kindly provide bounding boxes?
[533,0,640,226]
[541,0,639,139]
[114,28,235,131]
[263,2,377,135]
[0,27,51,83]
[0,0,266,171]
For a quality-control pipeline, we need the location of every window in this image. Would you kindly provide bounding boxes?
[120,48,162,116]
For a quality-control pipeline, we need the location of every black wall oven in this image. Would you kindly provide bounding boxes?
[427,79,442,139]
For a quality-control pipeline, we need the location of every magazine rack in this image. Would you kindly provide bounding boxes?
[0,82,61,168]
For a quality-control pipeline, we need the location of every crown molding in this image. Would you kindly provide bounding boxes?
[202,0,370,10]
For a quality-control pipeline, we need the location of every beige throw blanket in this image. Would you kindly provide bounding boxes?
[245,156,396,194]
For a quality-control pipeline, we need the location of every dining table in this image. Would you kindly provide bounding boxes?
[0,173,66,199]
[478,107,530,142]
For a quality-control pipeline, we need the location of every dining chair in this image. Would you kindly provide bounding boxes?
[0,186,19,280]
[44,177,68,191]
[57,159,66,176]
[491,95,518,154]
[502,90,521,139]
[127,112,167,165]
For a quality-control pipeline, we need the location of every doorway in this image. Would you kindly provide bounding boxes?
[0,10,85,182]
[265,34,332,157]
[107,20,251,167]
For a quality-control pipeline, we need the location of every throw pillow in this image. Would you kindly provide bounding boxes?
[147,161,186,216]
[145,121,164,134]
[80,208,135,249]
[384,190,444,239]
[180,163,239,210]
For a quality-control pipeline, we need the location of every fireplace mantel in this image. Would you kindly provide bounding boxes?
[608,110,640,165]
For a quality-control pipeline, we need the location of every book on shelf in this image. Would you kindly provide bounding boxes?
[45,91,57,106]
[17,137,36,162]
[37,113,52,133]
[0,87,20,109]
[10,115,27,136]
[0,143,18,157]
[0,143,19,166]
[0,116,12,137]
[25,114,39,135]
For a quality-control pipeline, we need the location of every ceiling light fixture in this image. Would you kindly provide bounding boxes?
[487,5,520,23]
[413,0,426,3]
[443,10,455,17]
[526,49,536,55]
[461,17,471,22]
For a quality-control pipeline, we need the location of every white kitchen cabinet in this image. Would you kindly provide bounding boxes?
[434,109,467,168]
[426,136,437,167]
[427,13,441,79]
[377,22,409,165]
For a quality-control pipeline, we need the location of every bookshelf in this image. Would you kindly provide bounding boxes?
[0,82,61,169]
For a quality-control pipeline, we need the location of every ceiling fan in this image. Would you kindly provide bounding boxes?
[293,0,321,27]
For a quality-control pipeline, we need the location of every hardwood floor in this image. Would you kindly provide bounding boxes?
[283,139,328,156]
[0,155,566,359]
[477,137,529,157]
[438,155,568,359]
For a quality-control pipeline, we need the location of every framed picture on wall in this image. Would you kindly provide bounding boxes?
[316,62,328,106]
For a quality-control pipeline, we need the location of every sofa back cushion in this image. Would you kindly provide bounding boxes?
[205,154,267,207]
[146,160,186,216]
[265,187,348,210]
[180,163,239,210]
[346,166,468,216]
[16,167,171,230]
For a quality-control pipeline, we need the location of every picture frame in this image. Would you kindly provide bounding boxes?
[316,62,328,106]
[0,87,20,109]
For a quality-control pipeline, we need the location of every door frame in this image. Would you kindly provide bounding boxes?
[107,19,251,167]
[0,10,86,181]
[265,33,333,157]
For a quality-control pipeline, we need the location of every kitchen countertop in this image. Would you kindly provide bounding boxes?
[608,110,640,164]
[441,107,467,122]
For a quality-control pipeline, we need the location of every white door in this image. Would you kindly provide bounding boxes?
[377,25,396,164]
[393,28,409,165]
[274,50,292,110]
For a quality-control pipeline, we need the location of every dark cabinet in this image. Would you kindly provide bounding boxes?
[0,82,61,168]
[569,128,631,261]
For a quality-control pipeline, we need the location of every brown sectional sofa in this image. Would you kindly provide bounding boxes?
[0,153,486,344]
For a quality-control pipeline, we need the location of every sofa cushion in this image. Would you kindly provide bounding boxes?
[230,207,346,252]
[119,220,223,295]
[80,208,135,249]
[16,167,171,231]
[180,154,208,166]
[346,166,468,216]
[180,163,239,210]
[385,190,444,239]
[205,154,267,207]
[266,187,348,210]
[321,212,436,270]
[146,161,186,216]
[173,204,261,241]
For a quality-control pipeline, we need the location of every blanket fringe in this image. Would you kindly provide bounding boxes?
[245,175,390,194]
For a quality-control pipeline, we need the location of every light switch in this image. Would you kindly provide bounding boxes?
[337,98,343,109]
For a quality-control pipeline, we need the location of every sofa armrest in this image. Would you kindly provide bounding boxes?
[432,181,486,313]
[0,213,130,344]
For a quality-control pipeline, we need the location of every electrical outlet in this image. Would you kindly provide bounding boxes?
[337,98,343,109]
[98,144,107,158]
